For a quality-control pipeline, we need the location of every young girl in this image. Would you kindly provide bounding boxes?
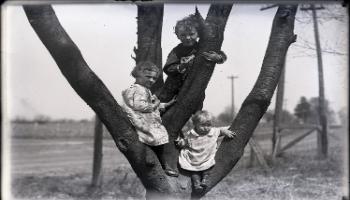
[122,61,176,172]
[157,12,227,104]
[176,110,236,192]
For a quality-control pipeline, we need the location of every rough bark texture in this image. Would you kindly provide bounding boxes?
[136,4,164,92]
[200,5,298,197]
[23,5,174,198]
[23,4,298,199]
[160,5,233,176]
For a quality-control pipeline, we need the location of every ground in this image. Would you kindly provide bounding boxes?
[7,122,348,200]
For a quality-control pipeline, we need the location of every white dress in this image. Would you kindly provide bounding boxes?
[121,84,169,146]
[178,128,221,171]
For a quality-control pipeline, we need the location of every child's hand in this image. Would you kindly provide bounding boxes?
[221,129,237,138]
[151,95,160,110]
[180,55,195,64]
[175,138,187,148]
[163,97,177,109]
[201,51,223,63]
[168,97,177,106]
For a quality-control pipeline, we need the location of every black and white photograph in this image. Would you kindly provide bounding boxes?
[1,1,348,199]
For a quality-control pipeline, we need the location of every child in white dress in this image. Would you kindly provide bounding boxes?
[176,110,236,192]
[122,61,176,174]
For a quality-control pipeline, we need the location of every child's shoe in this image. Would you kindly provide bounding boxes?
[193,183,203,193]
[164,165,179,177]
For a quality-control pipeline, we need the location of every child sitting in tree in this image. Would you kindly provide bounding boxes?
[122,61,176,174]
[157,12,227,104]
[176,110,236,192]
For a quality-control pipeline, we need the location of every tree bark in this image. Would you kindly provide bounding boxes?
[160,4,234,174]
[135,4,164,93]
[193,5,298,197]
[23,5,174,197]
[23,4,298,199]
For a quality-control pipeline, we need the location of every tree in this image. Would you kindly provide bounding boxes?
[23,4,297,199]
[294,96,311,123]
[309,97,336,125]
[294,96,335,125]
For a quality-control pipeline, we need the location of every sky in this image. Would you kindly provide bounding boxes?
[2,3,348,121]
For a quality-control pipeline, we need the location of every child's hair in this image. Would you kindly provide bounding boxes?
[131,61,160,78]
[174,11,204,37]
[192,110,213,125]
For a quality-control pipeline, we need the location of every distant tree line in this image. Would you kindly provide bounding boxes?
[215,96,341,126]
[12,115,92,124]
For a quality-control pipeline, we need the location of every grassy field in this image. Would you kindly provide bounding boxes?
[8,122,348,200]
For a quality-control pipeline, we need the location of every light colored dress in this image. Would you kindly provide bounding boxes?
[178,128,221,171]
[121,84,169,146]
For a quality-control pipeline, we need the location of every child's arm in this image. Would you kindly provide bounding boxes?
[124,87,159,113]
[163,51,193,76]
[201,50,227,64]
[175,137,188,148]
[159,96,177,112]
[219,128,236,138]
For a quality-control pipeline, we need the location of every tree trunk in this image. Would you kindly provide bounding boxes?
[23,5,175,197]
[136,4,164,92]
[195,5,298,197]
[23,4,298,199]
[160,4,234,173]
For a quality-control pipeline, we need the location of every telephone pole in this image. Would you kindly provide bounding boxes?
[227,75,238,120]
[301,4,328,158]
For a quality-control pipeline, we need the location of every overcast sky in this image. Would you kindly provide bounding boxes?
[2,3,348,120]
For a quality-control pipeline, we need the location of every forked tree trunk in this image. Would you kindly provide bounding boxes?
[161,4,234,178]
[135,4,164,92]
[23,4,297,199]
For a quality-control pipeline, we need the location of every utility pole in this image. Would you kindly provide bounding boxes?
[91,115,103,187]
[301,4,328,158]
[227,75,238,120]
[272,61,286,160]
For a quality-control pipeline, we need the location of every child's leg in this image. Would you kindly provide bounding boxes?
[145,146,156,166]
[200,167,212,188]
[156,75,183,103]
[152,145,179,177]
[191,172,203,192]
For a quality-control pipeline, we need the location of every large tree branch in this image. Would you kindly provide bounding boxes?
[162,4,233,136]
[136,4,164,92]
[23,4,174,197]
[199,4,298,197]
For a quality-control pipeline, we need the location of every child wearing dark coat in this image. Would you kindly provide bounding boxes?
[157,13,227,104]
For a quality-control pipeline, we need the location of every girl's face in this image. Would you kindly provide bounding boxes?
[194,120,212,136]
[177,27,198,47]
[135,70,158,89]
